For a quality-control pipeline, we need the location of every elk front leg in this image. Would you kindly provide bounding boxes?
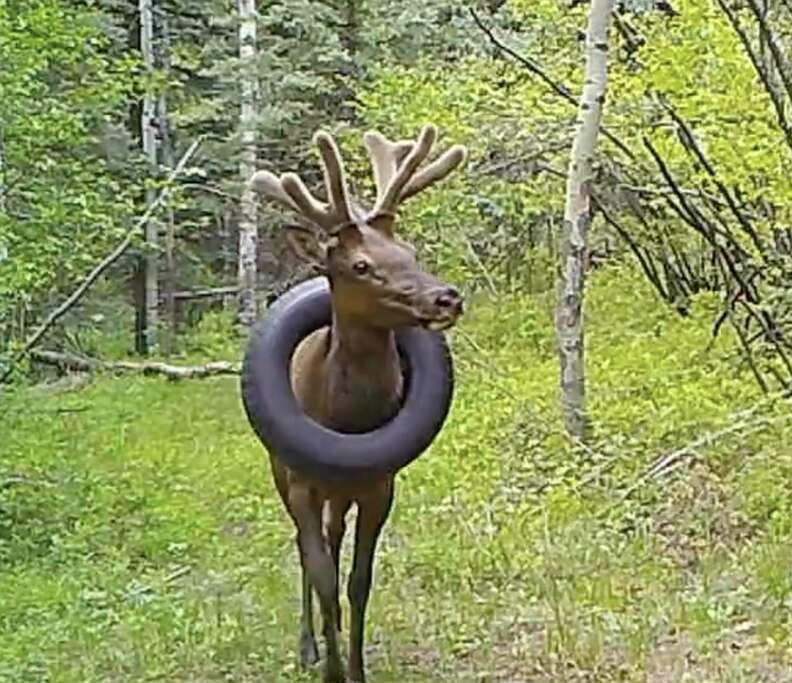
[268,459,319,667]
[289,484,345,683]
[326,498,351,632]
[348,480,394,683]
[298,561,319,667]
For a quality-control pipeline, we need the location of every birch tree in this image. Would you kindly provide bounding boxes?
[140,0,159,352]
[237,0,259,329]
[556,0,615,439]
[156,5,177,352]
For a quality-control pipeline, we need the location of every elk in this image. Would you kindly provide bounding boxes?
[248,124,466,683]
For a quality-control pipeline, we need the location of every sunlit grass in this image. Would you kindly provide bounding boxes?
[2,265,791,682]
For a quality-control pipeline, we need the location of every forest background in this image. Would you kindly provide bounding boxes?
[2,0,792,681]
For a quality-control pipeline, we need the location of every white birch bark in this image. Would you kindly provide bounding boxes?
[237,0,259,328]
[140,0,159,352]
[556,0,614,439]
[157,6,177,353]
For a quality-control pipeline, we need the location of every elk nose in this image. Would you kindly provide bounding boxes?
[434,287,463,309]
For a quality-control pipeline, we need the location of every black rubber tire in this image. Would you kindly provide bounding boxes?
[240,276,454,482]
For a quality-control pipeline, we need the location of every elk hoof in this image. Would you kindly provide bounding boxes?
[299,634,319,667]
[240,276,455,481]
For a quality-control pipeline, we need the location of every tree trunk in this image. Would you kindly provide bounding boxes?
[555,0,614,439]
[157,3,177,353]
[219,205,236,310]
[344,0,358,61]
[140,0,159,353]
[237,0,259,329]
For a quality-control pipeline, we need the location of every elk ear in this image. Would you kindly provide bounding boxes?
[284,224,327,270]
[367,212,396,238]
[335,223,363,248]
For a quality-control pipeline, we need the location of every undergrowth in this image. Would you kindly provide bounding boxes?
[1,265,791,682]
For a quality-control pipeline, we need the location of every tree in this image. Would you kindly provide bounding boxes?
[156,4,178,352]
[140,0,159,353]
[556,0,615,438]
[236,0,258,329]
[0,0,139,363]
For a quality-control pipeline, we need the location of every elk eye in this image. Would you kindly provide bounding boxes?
[352,260,369,275]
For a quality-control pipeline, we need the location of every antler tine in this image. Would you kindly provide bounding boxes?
[251,132,355,232]
[249,170,300,213]
[363,131,414,208]
[281,172,334,228]
[399,144,467,203]
[373,124,438,216]
[313,131,354,230]
[250,168,331,229]
[252,127,463,231]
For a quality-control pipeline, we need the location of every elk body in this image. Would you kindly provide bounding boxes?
[249,125,466,683]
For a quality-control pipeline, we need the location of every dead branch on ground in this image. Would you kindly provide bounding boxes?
[31,349,239,380]
[0,137,203,384]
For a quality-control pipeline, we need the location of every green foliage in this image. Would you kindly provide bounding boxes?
[356,58,568,291]
[3,0,792,679]
[179,308,241,360]
[609,0,791,220]
[354,1,482,66]
[2,269,791,681]
[0,0,140,353]
[351,0,791,390]
[3,0,789,376]
[354,0,790,284]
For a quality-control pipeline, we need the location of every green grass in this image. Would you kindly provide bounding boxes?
[2,265,792,682]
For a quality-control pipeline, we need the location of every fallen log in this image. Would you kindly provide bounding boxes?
[160,286,239,302]
[31,349,240,381]
[0,137,203,384]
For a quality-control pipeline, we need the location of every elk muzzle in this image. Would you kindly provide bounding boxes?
[413,283,464,332]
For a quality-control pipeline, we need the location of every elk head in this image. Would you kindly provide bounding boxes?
[250,125,467,332]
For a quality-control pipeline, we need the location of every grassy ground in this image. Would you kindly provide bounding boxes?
[2,266,791,682]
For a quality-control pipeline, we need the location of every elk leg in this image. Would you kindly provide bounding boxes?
[348,480,394,683]
[298,558,319,667]
[325,498,351,632]
[268,459,319,667]
[289,484,345,683]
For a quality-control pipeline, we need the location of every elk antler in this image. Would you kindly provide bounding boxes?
[249,131,355,232]
[361,132,414,209]
[364,124,467,217]
[250,125,467,230]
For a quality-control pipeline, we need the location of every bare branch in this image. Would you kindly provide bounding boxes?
[612,392,791,506]
[594,196,670,301]
[469,8,635,160]
[161,286,239,302]
[744,0,792,102]
[31,349,239,380]
[1,137,204,383]
[661,99,765,253]
[715,0,792,152]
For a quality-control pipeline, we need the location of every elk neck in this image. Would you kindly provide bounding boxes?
[321,308,404,433]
